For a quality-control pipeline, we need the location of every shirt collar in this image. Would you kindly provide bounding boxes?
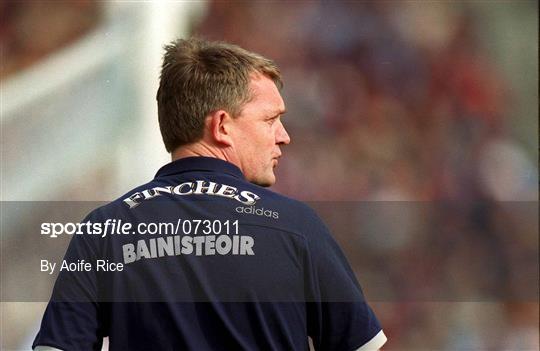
[155,156,245,180]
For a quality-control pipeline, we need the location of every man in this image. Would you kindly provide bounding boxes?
[34,38,387,350]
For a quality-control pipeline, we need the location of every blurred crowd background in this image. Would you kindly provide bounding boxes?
[1,1,538,350]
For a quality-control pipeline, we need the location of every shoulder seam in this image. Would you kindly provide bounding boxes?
[240,222,305,239]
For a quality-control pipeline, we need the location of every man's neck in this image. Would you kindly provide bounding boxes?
[171,142,238,167]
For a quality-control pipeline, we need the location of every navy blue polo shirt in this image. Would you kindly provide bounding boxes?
[34,157,385,351]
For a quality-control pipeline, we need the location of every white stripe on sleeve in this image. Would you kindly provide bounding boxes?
[355,330,387,351]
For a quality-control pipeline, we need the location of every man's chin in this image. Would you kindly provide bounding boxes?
[249,174,275,187]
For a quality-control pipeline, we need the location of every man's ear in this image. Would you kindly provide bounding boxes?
[207,110,234,146]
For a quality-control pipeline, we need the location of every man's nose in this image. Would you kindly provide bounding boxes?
[276,122,291,145]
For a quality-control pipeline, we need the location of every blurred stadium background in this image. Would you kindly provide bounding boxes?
[1,1,538,350]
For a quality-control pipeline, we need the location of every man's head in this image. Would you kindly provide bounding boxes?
[225,72,289,186]
[157,38,290,186]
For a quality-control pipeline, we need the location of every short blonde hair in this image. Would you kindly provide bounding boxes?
[156,37,282,152]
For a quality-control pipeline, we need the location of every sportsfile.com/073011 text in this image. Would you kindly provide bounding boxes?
[40,219,240,238]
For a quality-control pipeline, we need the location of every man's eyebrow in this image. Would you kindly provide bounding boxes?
[273,109,286,117]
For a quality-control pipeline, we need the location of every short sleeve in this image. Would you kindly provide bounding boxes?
[303,209,385,351]
[33,212,106,351]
